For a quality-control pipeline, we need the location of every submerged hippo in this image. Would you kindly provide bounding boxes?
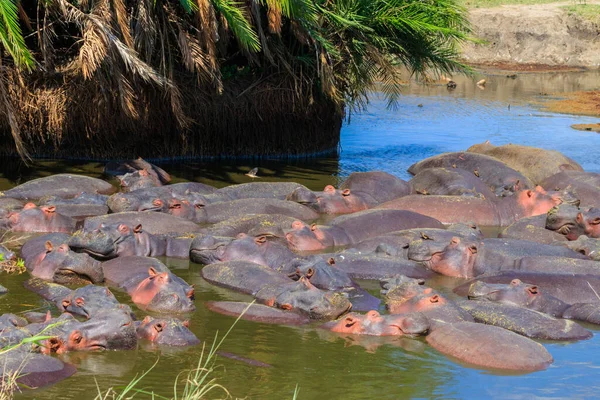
[1,174,115,200]
[321,310,430,336]
[2,203,76,233]
[136,316,200,346]
[27,241,104,284]
[500,214,567,244]
[84,212,200,235]
[541,171,600,208]
[205,301,311,325]
[409,167,495,198]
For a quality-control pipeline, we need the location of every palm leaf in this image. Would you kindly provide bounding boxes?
[0,0,34,70]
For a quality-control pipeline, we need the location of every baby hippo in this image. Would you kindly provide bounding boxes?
[322,310,429,336]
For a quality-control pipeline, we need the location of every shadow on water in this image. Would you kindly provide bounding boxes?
[3,69,600,399]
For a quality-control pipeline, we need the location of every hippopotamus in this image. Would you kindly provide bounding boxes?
[38,192,109,219]
[540,171,600,208]
[190,233,297,271]
[467,141,583,185]
[458,301,592,341]
[338,171,411,204]
[0,345,76,388]
[407,236,587,278]
[426,321,553,372]
[376,186,564,227]
[561,235,600,260]
[465,279,600,325]
[27,241,104,284]
[1,203,76,233]
[286,185,374,214]
[136,316,200,346]
[216,182,309,201]
[407,151,533,196]
[385,289,473,326]
[320,252,434,280]
[198,214,299,238]
[102,256,195,313]
[69,223,191,259]
[499,214,567,244]
[201,261,352,320]
[42,307,137,354]
[104,157,171,183]
[379,275,425,296]
[545,204,587,240]
[205,301,310,325]
[0,313,28,330]
[285,209,443,252]
[60,285,127,319]
[454,272,600,305]
[409,168,496,198]
[118,169,163,192]
[0,197,24,217]
[0,174,116,200]
[321,310,430,337]
[84,212,200,235]
[107,183,216,213]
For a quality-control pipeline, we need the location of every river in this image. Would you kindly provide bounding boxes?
[3,69,600,399]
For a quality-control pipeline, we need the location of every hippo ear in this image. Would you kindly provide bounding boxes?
[118,224,130,234]
[341,189,351,197]
[291,220,304,230]
[526,190,534,198]
[429,295,440,303]
[344,316,357,327]
[23,202,37,210]
[366,310,380,319]
[323,185,336,193]
[510,279,522,286]
[182,320,190,328]
[306,268,315,278]
[140,169,149,177]
[148,267,158,277]
[450,237,460,245]
[310,224,317,231]
[186,286,195,299]
[255,236,267,245]
[45,310,52,322]
[280,303,293,310]
[45,241,54,252]
[142,316,152,324]
[327,257,335,265]
[105,288,113,297]
[576,213,584,224]
[152,199,163,207]
[236,233,247,239]
[133,224,143,234]
[527,286,538,295]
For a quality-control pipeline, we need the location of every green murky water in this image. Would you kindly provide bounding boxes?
[3,69,600,399]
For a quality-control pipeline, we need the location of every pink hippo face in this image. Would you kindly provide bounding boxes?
[131,267,195,313]
[516,186,563,217]
[315,186,369,214]
[387,292,447,315]
[576,209,600,238]
[285,220,333,252]
[414,237,478,278]
[8,203,74,233]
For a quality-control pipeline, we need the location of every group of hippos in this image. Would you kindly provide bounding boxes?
[3,141,600,389]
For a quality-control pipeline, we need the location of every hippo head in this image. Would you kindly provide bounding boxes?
[313,185,367,214]
[288,257,355,291]
[408,237,478,278]
[59,285,120,319]
[0,313,28,331]
[267,278,352,320]
[45,307,137,354]
[467,279,540,308]
[446,222,484,241]
[515,186,563,217]
[285,221,333,252]
[323,310,429,336]
[167,198,197,221]
[387,291,448,315]
[136,316,200,346]
[32,241,104,284]
[576,208,600,238]
[286,187,318,208]
[138,198,167,212]
[380,275,427,297]
[546,204,585,240]
[565,235,600,259]
[7,203,73,233]
[69,223,136,259]
[189,235,234,265]
[119,169,158,192]
[132,267,196,313]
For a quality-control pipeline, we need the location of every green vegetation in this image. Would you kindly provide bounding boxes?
[0,0,473,159]
[458,0,564,8]
[562,4,600,24]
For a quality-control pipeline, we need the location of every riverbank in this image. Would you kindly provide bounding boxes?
[461,1,600,69]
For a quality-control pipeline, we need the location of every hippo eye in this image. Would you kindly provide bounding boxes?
[73,334,82,344]
[75,298,85,306]
[510,279,521,286]
[154,323,163,332]
[450,237,460,245]
[591,218,600,226]
[195,203,205,208]
[170,203,182,209]
[469,245,478,254]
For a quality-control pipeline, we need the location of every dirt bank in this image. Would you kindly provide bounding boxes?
[461,1,600,68]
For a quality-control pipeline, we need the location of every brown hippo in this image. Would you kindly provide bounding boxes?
[426,322,553,372]
[458,301,592,341]
[339,171,411,204]
[136,316,200,346]
[376,186,563,226]
[0,345,76,388]
[84,211,200,235]
[467,141,583,184]
[407,236,587,278]
[500,214,567,244]
[285,209,443,252]
[407,151,533,195]
[206,301,310,325]
[1,174,116,200]
[321,310,430,336]
[2,203,76,233]
[409,168,496,198]
[540,171,600,208]
[102,256,195,313]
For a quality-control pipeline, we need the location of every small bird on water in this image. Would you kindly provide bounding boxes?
[245,167,260,178]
